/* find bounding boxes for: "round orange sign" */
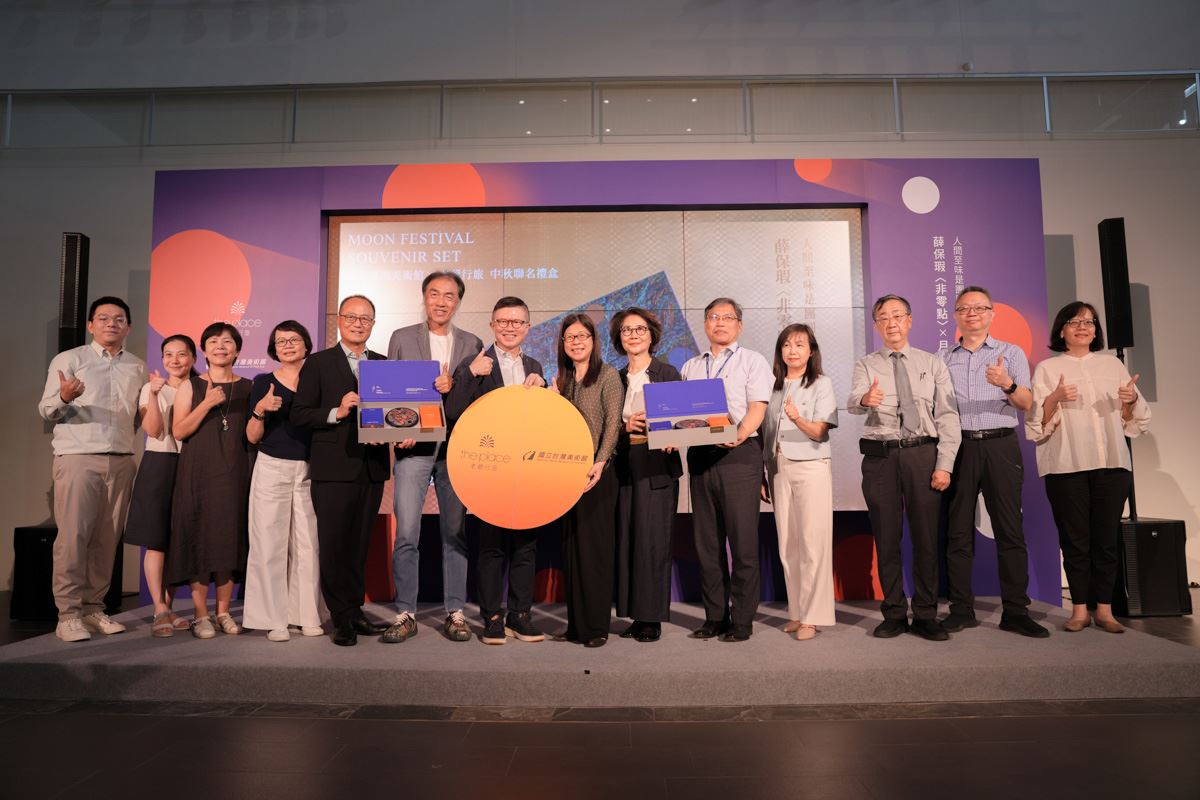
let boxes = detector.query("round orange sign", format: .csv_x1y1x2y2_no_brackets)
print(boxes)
447,385,594,529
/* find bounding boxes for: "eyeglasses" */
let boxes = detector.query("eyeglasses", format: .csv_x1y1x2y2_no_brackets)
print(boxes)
93,314,128,326
339,313,375,326
1066,318,1096,328
562,332,592,344
274,337,304,347
874,312,910,324
954,305,993,315
491,318,528,329
620,325,649,337
706,314,739,323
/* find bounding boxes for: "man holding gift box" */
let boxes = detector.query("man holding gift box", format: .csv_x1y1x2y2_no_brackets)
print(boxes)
679,297,774,642
385,271,483,644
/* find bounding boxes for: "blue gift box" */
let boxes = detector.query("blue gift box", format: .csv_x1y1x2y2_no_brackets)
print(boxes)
642,378,735,449
357,360,446,443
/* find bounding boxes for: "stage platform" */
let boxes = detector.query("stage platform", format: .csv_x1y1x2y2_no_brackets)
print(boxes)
2,600,1198,708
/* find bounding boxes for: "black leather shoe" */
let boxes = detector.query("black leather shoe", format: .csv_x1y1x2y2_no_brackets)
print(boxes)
634,623,661,643
873,618,908,638
619,621,645,639
939,612,979,632
910,618,950,641
351,616,389,635
584,636,608,648
1000,613,1050,638
721,626,751,642
692,620,728,639
332,620,357,647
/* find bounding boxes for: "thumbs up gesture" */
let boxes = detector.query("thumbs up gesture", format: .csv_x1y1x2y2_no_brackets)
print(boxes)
1053,373,1078,403
434,362,453,394
784,394,801,423
256,382,282,415
148,370,166,396
985,354,1012,389
58,369,86,403
1118,373,1140,405
861,376,884,408
469,352,494,378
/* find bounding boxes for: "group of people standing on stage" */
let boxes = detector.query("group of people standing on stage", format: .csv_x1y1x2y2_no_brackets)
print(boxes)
38,276,1150,648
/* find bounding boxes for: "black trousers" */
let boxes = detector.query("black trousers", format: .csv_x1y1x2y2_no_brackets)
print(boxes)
564,465,618,641
861,440,941,621
616,447,679,623
945,434,1031,616
1044,468,1132,606
477,522,538,619
688,438,762,631
311,474,384,626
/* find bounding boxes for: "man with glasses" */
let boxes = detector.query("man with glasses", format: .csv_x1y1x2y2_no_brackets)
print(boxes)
679,298,773,642
849,294,960,641
292,295,391,646
941,287,1048,638
39,297,145,642
445,296,547,645
384,271,483,645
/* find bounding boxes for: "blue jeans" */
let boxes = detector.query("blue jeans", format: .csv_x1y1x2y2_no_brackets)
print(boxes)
391,452,468,614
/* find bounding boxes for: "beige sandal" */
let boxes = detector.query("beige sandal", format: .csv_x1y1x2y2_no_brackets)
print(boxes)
215,613,242,635
168,612,190,631
794,624,818,641
151,612,175,638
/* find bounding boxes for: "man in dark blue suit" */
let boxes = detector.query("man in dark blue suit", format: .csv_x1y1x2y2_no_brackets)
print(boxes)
291,295,391,646
445,296,547,646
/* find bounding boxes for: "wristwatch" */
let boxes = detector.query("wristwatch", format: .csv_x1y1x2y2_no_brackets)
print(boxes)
1002,382,1018,395
250,410,265,421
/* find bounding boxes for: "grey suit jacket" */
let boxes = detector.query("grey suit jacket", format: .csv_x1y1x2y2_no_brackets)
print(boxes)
385,322,483,458
762,374,839,462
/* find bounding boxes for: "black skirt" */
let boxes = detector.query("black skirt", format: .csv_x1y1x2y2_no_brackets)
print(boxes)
123,451,180,551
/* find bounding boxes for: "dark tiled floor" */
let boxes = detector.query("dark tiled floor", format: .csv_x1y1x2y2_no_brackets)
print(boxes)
3,590,1198,799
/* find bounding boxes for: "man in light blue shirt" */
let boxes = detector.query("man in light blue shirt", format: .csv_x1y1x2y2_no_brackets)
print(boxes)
940,286,1048,639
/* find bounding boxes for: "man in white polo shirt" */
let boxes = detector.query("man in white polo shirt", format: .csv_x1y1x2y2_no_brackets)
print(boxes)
38,296,145,643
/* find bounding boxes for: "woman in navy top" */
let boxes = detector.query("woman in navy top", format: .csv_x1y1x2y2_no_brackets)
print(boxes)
242,320,323,642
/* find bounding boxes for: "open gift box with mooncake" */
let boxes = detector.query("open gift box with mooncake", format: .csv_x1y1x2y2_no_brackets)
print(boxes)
643,378,735,449
357,359,446,443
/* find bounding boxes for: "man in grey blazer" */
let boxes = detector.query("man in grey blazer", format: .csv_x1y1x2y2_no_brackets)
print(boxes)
384,271,483,644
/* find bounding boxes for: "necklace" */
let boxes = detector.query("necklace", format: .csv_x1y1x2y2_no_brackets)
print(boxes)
210,376,234,432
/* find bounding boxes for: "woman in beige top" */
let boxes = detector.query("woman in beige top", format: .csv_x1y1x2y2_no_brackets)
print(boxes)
555,313,623,647
1027,301,1150,634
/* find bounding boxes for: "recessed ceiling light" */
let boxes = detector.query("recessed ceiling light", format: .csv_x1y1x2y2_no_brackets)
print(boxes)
518,100,525,105
525,130,532,135
690,98,698,103
602,99,609,104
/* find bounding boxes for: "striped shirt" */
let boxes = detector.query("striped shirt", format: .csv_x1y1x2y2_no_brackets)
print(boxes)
941,336,1030,431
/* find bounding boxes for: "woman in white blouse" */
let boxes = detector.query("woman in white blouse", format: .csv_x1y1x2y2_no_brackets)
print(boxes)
760,324,839,640
123,334,196,637
1026,302,1150,633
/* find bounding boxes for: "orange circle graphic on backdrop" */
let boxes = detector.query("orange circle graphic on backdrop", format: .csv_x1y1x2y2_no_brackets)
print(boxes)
793,158,834,184
954,302,1034,361
149,229,251,338
382,163,487,208
448,385,593,530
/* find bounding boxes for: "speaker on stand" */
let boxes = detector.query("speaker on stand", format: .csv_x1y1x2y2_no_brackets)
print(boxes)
59,232,90,353
1098,218,1191,616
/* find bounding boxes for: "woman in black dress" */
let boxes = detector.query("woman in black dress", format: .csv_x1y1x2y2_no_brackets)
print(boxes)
611,308,683,643
168,322,252,639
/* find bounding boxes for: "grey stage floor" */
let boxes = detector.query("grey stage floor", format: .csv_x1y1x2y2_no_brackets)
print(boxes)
2,600,1198,707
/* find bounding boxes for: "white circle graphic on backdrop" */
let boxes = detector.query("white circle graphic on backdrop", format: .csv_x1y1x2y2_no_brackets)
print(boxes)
901,176,940,214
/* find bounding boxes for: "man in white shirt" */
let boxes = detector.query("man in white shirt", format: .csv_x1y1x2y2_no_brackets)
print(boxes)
679,298,774,642
384,272,483,644
38,296,145,643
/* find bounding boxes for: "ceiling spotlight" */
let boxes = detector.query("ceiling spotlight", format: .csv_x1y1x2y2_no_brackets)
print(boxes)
690,98,698,103
602,99,609,104
604,128,611,133
525,130,532,135
518,99,525,105
686,128,692,132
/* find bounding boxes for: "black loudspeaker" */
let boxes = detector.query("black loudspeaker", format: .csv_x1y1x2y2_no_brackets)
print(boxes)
1097,218,1134,349
9,526,123,621
58,232,90,353
1113,518,1192,617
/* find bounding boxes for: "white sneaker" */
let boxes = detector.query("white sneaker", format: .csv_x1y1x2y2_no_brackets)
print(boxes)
80,612,126,635
299,626,324,637
267,628,290,642
56,618,91,642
